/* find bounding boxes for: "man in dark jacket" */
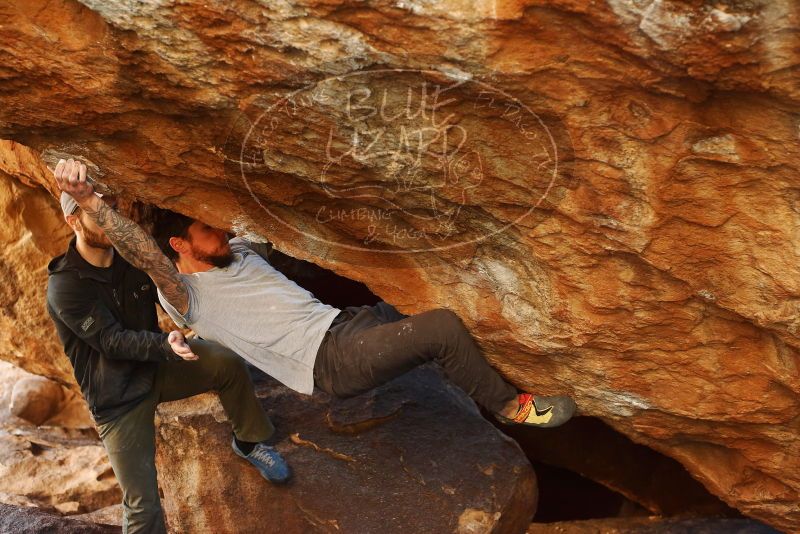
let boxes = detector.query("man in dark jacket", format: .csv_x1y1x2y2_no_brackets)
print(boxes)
46,191,291,534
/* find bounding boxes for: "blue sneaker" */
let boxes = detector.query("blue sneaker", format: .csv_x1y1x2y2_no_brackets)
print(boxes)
231,438,292,484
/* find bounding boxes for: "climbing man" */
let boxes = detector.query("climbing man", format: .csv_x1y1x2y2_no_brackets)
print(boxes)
45,179,291,534
52,158,577,434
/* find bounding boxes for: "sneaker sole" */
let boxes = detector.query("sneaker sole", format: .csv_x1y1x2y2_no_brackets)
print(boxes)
495,396,577,428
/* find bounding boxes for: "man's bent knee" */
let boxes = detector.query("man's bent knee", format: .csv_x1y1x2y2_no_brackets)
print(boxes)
186,338,251,385
214,350,251,382
428,308,465,330
187,338,240,361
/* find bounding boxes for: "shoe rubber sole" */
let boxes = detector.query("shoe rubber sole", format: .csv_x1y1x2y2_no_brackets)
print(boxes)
495,394,577,428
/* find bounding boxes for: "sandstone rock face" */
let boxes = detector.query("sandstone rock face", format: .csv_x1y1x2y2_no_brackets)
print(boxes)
0,146,72,385
0,0,798,531
155,367,537,533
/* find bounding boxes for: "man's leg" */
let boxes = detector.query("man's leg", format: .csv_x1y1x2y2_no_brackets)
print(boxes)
315,303,518,414
96,393,165,534
157,339,291,482
158,338,274,443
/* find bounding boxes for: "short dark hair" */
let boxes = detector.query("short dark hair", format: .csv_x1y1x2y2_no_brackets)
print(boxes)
151,209,194,263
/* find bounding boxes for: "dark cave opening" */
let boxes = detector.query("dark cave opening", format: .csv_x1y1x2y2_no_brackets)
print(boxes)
489,416,740,524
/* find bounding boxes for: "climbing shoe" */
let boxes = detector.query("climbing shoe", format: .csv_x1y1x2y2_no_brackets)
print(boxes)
495,393,576,428
232,438,292,484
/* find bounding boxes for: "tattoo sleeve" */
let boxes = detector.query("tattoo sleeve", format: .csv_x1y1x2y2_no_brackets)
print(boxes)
83,200,190,315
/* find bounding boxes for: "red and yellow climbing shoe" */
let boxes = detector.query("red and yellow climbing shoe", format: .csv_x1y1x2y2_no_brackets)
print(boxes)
495,393,577,428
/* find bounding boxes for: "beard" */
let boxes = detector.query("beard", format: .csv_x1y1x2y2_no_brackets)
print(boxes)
191,244,234,268
82,226,113,250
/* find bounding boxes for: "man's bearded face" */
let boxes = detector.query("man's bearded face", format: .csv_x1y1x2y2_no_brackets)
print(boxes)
191,243,233,268
79,213,113,249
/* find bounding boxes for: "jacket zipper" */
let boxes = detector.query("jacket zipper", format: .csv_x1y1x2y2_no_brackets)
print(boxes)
112,288,121,308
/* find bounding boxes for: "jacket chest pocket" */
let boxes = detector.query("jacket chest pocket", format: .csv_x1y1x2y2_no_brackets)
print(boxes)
107,282,154,328
99,286,124,321
128,285,155,325
134,283,153,301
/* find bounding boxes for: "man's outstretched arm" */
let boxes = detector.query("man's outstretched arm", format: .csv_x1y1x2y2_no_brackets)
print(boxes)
53,158,190,316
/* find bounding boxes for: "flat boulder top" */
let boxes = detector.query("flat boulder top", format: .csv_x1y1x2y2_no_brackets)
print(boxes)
0,503,120,534
155,365,537,534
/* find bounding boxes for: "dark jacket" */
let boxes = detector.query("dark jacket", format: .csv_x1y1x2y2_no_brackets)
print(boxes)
46,237,179,424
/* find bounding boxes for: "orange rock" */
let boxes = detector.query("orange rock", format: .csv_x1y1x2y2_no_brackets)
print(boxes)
10,376,65,426
0,157,72,385
0,0,798,530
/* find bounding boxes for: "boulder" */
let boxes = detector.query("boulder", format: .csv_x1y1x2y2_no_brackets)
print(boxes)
9,374,94,429
154,366,537,533
10,376,65,426
43,388,95,430
0,1,798,530
0,360,40,425
1,360,93,430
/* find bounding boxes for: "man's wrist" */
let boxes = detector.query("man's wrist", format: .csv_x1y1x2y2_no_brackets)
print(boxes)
80,194,103,214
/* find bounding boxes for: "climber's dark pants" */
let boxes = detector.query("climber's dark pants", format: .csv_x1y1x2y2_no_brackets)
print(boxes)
96,339,274,534
314,301,518,414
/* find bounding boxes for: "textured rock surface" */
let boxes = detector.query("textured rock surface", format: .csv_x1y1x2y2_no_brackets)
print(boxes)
0,0,798,531
0,145,73,385
0,429,120,516
0,503,120,534
0,361,119,518
68,505,123,528
526,516,781,534
155,366,537,533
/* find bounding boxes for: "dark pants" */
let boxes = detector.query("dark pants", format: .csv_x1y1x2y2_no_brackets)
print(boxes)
96,339,274,534
313,301,517,413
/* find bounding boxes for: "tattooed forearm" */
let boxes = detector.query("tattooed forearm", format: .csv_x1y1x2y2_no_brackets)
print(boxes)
83,200,190,314
84,200,161,269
